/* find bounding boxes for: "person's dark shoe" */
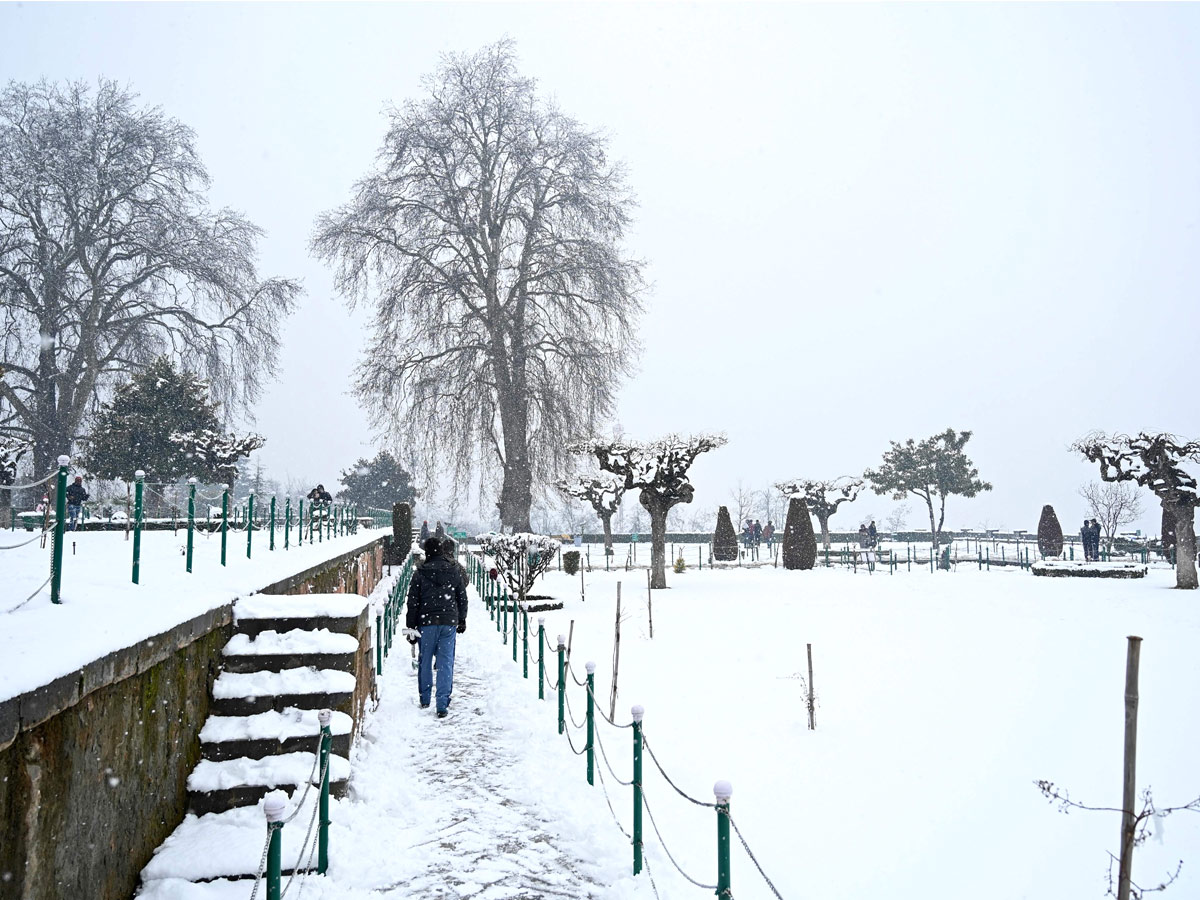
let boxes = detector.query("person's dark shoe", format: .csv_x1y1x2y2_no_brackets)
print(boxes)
436,709,448,719
420,702,430,709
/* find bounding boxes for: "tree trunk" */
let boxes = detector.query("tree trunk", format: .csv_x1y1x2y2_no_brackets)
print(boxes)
818,513,831,549
926,500,940,556
1169,501,1197,590
601,512,614,555
497,396,533,533
641,493,669,589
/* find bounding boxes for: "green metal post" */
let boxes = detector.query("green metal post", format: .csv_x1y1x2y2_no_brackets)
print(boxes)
502,589,507,636
538,618,546,699
187,479,196,573
632,705,644,875
285,498,291,549
221,489,229,566
376,615,383,674
318,709,332,874
50,456,70,604
986,548,990,570
977,549,982,571
264,796,285,900
247,494,254,559
512,596,519,663
269,496,276,551
132,470,145,584
715,781,732,897
586,662,595,785
523,609,529,679
298,498,304,547
557,636,566,734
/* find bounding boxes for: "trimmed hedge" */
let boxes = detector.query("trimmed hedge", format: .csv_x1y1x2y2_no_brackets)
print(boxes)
783,497,817,570
713,506,738,561
1037,504,1063,558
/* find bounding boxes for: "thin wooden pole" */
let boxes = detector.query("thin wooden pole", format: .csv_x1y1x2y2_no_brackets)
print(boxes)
609,582,622,721
1117,635,1143,900
646,567,654,639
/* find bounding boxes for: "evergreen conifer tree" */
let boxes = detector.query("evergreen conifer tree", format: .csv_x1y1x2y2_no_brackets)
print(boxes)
1037,504,1064,558
713,505,739,561
783,497,817,570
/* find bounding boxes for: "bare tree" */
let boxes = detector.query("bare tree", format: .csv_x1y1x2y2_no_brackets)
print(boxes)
1073,432,1200,589
557,472,625,556
729,480,757,533
170,430,265,491
776,477,864,548
1080,481,1146,554
570,433,726,588
0,79,300,478
312,42,644,533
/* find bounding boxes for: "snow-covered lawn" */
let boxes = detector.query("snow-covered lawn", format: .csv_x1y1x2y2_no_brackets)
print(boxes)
0,526,389,702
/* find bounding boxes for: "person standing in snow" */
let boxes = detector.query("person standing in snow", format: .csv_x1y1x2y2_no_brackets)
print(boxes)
420,520,430,542
858,524,869,548
434,520,446,539
65,476,89,531
867,520,878,549
1090,518,1103,560
1080,519,1094,561
752,519,762,546
307,484,332,509
406,537,468,717
763,520,776,549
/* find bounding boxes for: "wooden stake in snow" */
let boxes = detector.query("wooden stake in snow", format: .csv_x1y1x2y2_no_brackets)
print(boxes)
609,582,622,721
567,619,576,665
646,568,654,639
580,559,586,603
1117,635,1142,900
806,643,816,731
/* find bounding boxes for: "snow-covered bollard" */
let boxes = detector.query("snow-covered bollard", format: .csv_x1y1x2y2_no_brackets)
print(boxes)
585,661,596,786
263,792,287,900
632,705,645,875
714,780,733,896
318,709,332,874
556,635,567,735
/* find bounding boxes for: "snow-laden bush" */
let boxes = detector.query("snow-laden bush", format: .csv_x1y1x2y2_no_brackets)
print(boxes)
476,532,560,599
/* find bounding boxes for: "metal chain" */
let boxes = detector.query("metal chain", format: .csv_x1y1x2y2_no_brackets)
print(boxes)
641,787,718,890
562,683,588,731
642,848,662,900
584,681,634,728
5,575,51,613
727,810,784,899
642,735,717,807
563,720,589,756
280,735,324,824
247,823,276,900
592,743,632,840
567,661,588,687
282,747,331,898
592,718,633,786
0,468,60,490
0,527,53,551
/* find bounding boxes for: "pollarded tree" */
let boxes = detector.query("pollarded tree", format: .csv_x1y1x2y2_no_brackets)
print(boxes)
1072,432,1200,589
713,505,738,561
476,532,559,602
557,472,626,556
312,42,644,533
865,429,992,557
776,477,864,549
0,79,300,478
337,450,417,509
782,497,817,570
82,357,220,483
1037,505,1064,558
570,433,726,588
170,430,265,491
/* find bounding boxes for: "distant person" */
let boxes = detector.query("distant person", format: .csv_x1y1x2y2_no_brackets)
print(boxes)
1090,519,1103,560
307,484,332,509
743,521,754,549
763,520,776,549
435,521,446,539
66,476,88,531
858,524,869,548
420,520,430,542
1081,519,1094,561
752,519,762,546
867,520,878,549
405,537,468,718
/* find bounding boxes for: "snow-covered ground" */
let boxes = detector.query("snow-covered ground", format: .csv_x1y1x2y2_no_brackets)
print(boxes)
0,525,389,702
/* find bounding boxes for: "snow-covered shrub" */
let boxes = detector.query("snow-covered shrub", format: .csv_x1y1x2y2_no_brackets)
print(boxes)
673,553,686,574
713,506,738,561
476,532,559,599
1037,505,1064,558
563,550,581,576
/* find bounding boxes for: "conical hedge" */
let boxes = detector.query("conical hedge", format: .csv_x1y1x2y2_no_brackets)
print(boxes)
783,497,817,570
713,505,738,561
1037,504,1063,558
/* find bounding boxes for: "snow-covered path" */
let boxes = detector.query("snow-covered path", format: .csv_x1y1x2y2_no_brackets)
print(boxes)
322,582,656,899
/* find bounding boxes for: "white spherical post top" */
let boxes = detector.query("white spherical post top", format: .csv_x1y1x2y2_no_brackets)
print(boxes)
263,792,288,822
557,634,566,648
57,455,71,466
318,709,332,727
134,470,145,480
585,661,596,674
631,704,645,722
713,780,733,801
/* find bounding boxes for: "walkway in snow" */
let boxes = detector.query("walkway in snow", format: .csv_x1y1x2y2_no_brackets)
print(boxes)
321,581,656,899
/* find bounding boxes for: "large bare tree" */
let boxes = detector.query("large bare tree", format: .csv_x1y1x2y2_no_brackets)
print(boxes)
776,477,864,548
570,433,725,588
1073,432,1200,589
312,42,644,532
1078,480,1145,555
0,79,300,478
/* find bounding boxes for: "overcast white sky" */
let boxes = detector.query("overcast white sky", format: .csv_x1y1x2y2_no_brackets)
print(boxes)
5,2,1199,534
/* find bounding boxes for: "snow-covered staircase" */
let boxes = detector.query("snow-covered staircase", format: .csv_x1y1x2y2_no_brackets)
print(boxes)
138,593,374,895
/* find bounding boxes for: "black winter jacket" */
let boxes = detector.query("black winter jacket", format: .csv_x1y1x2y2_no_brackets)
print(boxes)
66,483,88,505
406,555,468,629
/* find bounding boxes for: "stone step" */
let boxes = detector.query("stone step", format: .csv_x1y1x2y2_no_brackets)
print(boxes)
233,593,368,641
139,875,326,898
139,797,346,886
221,628,360,675
211,666,356,716
200,708,352,762
187,751,351,816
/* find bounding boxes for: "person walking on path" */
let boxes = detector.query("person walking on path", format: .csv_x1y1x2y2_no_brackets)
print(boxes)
435,520,446,539
420,520,430,542
65,476,88,531
406,537,468,717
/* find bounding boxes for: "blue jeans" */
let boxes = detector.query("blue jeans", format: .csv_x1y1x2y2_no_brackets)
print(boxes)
68,504,82,531
418,625,457,712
